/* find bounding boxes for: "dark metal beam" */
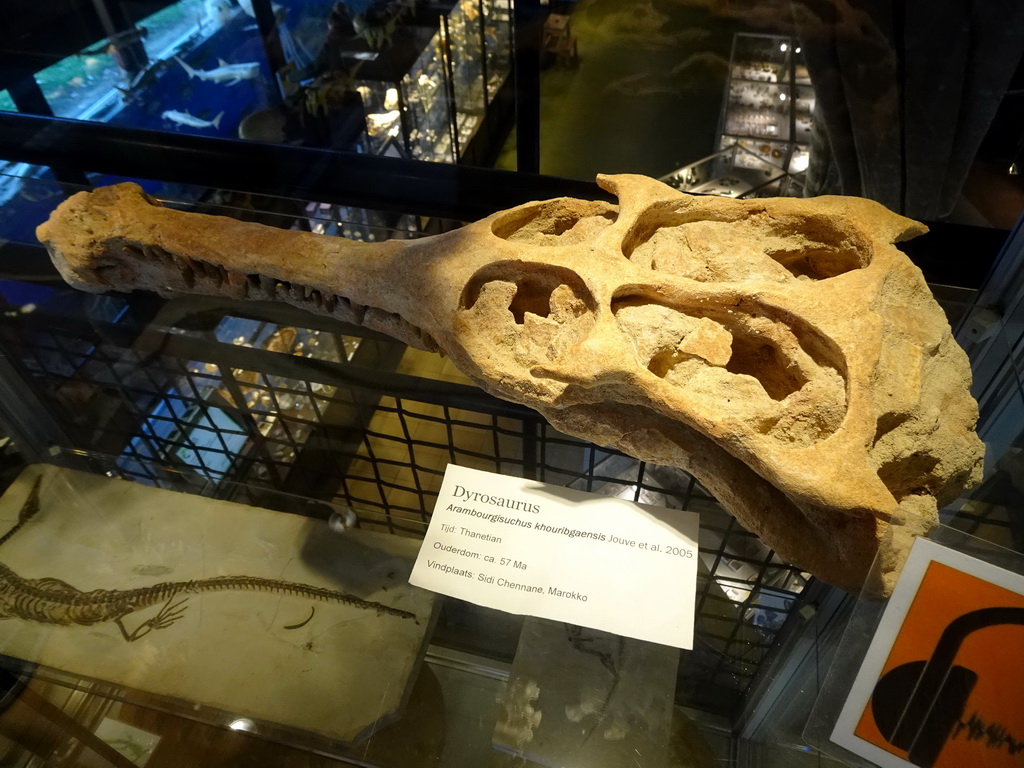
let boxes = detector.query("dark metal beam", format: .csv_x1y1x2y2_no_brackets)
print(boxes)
250,0,286,103
0,113,1005,289
512,0,544,173
0,113,609,221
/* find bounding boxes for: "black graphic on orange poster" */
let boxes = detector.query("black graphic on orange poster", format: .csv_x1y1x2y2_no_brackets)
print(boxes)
854,561,1024,767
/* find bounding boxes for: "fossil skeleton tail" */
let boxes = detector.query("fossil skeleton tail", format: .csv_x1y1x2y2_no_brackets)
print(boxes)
0,477,42,549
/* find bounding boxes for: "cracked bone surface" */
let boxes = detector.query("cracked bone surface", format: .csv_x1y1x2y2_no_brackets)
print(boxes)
37,176,984,595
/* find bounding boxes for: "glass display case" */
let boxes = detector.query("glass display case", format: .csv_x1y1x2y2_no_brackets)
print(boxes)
0,167,824,764
660,32,812,199
355,25,453,161
445,0,487,153
353,0,512,164
0,153,1014,766
403,29,458,162
482,0,512,102
2,0,1024,765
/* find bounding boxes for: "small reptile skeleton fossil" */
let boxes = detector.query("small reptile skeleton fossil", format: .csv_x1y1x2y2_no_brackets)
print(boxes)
0,477,415,642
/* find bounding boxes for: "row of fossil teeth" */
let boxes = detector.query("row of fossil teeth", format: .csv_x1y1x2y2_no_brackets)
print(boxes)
114,240,438,351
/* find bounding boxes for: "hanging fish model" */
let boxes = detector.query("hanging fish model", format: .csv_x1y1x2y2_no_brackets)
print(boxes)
175,56,260,86
161,109,224,129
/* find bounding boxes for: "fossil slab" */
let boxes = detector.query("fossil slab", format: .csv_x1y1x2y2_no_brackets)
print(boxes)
0,464,433,742
37,176,985,595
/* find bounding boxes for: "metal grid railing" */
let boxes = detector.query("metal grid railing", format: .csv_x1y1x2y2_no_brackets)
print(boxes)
0,291,811,717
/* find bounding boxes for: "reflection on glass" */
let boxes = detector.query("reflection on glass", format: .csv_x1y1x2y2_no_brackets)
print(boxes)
449,0,485,114
483,0,512,100
19,0,271,135
347,0,511,159
139,0,210,60
32,44,120,120
660,32,812,200
8,0,513,164
402,32,456,163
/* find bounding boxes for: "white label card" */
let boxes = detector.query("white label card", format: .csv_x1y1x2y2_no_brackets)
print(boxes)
409,465,701,648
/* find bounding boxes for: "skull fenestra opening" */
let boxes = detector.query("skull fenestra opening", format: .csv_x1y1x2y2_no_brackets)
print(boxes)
37,174,985,597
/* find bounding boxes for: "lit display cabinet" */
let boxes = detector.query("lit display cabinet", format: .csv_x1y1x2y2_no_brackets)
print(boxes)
719,33,813,179
403,29,458,162
660,32,813,199
0,0,513,166
0,0,309,140
354,0,513,163
446,0,487,152
482,0,512,100
354,25,455,162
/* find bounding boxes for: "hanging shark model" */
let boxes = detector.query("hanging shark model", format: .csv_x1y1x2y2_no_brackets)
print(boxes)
175,56,260,86
161,109,224,129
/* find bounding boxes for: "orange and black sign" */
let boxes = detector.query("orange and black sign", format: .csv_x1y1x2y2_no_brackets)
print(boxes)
849,557,1024,768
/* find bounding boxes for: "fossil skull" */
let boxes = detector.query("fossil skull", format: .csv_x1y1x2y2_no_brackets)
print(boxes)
37,175,984,595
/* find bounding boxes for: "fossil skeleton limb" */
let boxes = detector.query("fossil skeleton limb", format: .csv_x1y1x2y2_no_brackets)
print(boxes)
36,177,985,595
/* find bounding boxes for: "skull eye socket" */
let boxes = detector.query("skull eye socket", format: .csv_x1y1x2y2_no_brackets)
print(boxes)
491,199,618,245
458,262,596,369
621,205,871,282
460,262,596,318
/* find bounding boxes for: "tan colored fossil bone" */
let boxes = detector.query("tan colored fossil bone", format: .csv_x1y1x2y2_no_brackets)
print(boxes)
36,176,985,595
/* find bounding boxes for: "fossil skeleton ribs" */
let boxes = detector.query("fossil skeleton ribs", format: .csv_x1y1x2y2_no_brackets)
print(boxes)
36,176,985,596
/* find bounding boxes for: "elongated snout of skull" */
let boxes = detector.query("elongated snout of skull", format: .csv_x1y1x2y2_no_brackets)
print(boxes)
36,176,985,596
